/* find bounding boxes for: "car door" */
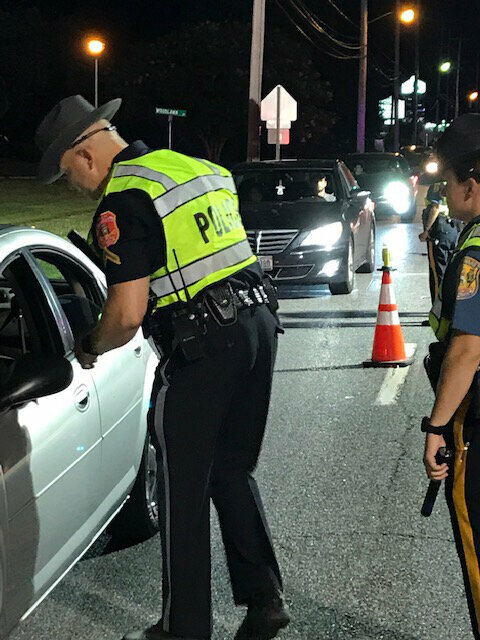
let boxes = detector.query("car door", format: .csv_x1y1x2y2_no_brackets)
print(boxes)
339,163,370,265
0,252,102,629
27,247,146,514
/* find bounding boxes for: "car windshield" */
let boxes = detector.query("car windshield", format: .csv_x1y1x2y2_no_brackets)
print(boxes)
234,169,338,204
348,156,408,176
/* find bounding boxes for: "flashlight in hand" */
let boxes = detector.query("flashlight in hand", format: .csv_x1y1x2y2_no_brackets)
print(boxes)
421,447,454,518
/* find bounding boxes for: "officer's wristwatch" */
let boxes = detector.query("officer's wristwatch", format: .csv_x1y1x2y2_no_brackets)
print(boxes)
421,416,448,436
81,333,99,357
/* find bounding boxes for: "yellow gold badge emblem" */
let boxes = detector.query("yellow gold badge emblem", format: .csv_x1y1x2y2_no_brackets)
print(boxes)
457,256,480,300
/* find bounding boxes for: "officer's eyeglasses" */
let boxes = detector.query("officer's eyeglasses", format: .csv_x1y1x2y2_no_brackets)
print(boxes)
69,125,117,149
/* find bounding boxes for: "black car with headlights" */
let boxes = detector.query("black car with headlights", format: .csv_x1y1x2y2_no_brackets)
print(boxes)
344,152,417,222
232,159,375,295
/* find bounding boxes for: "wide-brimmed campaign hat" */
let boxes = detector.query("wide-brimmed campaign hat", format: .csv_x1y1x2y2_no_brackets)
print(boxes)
436,113,480,169
35,94,122,184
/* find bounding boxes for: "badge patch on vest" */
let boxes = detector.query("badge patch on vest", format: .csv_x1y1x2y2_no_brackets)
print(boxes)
457,256,480,300
96,211,120,249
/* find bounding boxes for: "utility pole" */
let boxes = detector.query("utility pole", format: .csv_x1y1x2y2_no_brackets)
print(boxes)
393,0,400,151
455,37,462,119
412,7,420,144
476,52,480,113
356,0,368,152
434,24,444,126
247,0,266,161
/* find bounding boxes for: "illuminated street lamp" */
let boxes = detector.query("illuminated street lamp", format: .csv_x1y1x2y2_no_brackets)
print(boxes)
393,4,418,150
399,7,416,24
439,61,452,73
468,91,479,109
85,37,106,108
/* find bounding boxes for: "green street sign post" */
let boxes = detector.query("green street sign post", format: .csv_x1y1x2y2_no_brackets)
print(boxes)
155,107,187,149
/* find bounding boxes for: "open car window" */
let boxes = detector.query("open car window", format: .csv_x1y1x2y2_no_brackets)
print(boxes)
0,255,63,386
28,249,105,345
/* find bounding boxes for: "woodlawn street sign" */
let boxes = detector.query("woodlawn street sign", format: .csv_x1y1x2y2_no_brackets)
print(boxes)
155,107,187,149
155,108,187,117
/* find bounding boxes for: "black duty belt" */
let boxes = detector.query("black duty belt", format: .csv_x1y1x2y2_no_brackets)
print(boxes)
233,284,270,309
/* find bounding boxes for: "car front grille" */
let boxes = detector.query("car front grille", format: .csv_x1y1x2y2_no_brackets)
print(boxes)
246,230,298,255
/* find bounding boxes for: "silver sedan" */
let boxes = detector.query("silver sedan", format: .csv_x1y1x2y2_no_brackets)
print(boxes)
0,225,160,638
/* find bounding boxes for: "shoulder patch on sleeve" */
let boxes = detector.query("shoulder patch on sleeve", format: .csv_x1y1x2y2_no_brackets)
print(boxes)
96,211,120,248
457,255,480,300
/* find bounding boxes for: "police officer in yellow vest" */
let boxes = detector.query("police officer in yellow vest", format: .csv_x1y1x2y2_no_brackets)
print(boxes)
422,114,480,640
35,96,289,640
419,180,461,303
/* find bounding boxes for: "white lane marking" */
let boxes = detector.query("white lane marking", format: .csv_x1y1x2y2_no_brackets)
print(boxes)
374,343,416,406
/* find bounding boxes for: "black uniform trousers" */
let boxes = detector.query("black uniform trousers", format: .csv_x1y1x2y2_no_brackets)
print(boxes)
150,304,283,639
445,394,480,640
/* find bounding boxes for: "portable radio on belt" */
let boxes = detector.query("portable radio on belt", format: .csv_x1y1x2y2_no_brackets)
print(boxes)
167,249,208,362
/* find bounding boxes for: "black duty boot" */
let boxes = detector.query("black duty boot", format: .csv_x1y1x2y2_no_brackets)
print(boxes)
122,623,201,640
234,597,291,640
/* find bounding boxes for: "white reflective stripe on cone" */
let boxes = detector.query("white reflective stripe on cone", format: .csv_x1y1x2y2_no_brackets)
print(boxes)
379,283,397,306
376,310,401,326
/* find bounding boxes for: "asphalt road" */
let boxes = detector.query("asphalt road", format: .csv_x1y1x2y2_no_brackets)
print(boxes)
11,194,474,640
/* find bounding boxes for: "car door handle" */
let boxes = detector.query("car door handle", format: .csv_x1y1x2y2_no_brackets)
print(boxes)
74,385,90,412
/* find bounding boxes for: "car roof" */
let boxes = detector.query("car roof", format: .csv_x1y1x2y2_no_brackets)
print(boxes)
232,158,340,171
344,152,405,159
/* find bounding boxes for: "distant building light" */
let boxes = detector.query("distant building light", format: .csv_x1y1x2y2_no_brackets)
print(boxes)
401,75,427,95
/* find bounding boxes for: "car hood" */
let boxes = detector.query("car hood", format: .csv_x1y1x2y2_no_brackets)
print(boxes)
239,200,344,230
355,173,407,194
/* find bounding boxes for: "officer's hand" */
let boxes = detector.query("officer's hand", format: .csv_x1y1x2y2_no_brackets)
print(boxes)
74,339,98,370
418,231,429,242
423,433,449,481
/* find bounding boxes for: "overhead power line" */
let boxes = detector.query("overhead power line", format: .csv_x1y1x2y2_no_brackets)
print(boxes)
324,0,359,29
276,0,360,59
289,0,361,49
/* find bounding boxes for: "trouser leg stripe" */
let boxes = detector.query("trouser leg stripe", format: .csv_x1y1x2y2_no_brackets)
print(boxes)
427,239,439,299
453,395,480,631
154,358,172,632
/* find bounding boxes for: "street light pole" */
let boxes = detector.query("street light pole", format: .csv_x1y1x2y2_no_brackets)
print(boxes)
393,2,400,151
86,38,105,110
455,37,462,119
412,9,420,144
247,0,266,162
356,0,368,152
94,58,99,109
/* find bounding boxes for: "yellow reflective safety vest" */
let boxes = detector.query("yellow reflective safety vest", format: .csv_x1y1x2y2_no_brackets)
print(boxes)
429,221,480,340
103,150,256,309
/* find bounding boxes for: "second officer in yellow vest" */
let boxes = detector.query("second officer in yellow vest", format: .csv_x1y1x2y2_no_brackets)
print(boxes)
422,114,480,640
35,95,289,640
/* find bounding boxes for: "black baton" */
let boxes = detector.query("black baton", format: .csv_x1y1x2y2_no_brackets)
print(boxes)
421,447,454,517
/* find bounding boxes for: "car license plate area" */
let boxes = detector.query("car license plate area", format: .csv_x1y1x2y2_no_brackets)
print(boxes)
258,255,273,271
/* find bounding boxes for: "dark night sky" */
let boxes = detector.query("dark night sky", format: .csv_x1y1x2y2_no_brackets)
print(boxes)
7,1,480,154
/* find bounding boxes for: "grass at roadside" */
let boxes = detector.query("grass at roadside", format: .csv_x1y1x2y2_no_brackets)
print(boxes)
0,178,93,238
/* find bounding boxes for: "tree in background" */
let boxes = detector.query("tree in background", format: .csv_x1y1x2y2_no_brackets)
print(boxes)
113,21,335,163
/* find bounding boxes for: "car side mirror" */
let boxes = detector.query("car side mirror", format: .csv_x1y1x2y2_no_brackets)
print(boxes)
0,353,73,412
349,189,371,202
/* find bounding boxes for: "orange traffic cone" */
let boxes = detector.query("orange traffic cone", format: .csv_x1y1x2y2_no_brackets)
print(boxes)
363,247,413,368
